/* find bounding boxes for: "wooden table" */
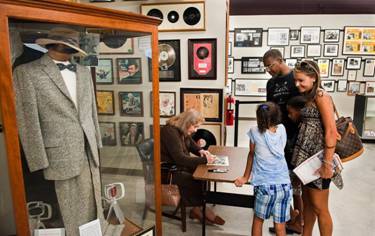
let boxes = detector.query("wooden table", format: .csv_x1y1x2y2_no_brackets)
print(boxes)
193,146,255,236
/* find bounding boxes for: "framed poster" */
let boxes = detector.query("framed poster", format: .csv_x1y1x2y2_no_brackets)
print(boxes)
117,58,142,84
96,58,113,84
363,58,375,77
290,45,305,58
307,44,321,57
99,38,133,54
228,41,232,56
346,57,362,70
228,57,234,74
365,82,375,95
188,38,217,80
324,29,340,42
119,122,144,146
337,80,348,92
331,58,345,76
321,80,335,92
285,58,298,68
343,26,375,55
158,39,181,82
234,79,267,97
180,88,223,122
323,44,339,57
241,57,265,74
290,30,299,40
300,27,321,44
270,47,285,58
267,28,289,46
96,90,114,115
347,70,357,81
159,91,176,117
234,28,263,47
99,122,116,146
119,91,143,116
317,59,330,78
347,82,360,96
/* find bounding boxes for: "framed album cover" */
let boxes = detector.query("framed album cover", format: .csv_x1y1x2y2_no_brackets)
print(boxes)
290,45,305,58
324,29,340,42
96,90,115,115
343,26,375,55
331,58,345,76
99,122,117,146
241,57,265,74
363,58,375,77
228,57,234,74
347,82,361,96
180,88,223,122
337,80,348,92
365,82,375,96
285,58,298,68
346,57,362,70
267,28,289,46
159,39,181,82
157,91,176,117
317,59,330,78
321,80,335,92
188,38,217,80
300,26,321,44
119,91,143,116
119,122,144,146
234,79,267,97
117,58,142,84
289,30,299,41
347,70,357,81
99,38,134,54
307,44,321,57
96,58,113,84
234,28,263,47
323,44,339,57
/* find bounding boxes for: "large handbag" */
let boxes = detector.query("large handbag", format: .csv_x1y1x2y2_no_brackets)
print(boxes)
161,173,181,207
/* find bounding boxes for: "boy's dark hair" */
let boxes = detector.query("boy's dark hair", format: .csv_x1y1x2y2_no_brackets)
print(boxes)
256,102,282,133
262,49,283,63
287,96,307,110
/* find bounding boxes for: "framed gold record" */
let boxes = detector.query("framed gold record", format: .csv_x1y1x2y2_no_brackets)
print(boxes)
158,40,181,82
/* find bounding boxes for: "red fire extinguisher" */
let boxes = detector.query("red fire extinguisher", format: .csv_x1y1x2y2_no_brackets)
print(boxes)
225,95,235,126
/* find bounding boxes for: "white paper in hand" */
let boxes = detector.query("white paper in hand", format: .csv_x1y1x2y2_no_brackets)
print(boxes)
79,219,102,236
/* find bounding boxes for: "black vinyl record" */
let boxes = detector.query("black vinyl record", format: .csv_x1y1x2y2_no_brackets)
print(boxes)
147,8,163,20
183,7,201,26
197,46,209,59
167,10,179,23
192,129,217,150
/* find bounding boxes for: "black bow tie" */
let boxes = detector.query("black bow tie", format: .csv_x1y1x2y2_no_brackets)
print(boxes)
56,63,77,72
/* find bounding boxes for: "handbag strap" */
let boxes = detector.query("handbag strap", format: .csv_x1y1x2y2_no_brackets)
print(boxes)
330,96,340,119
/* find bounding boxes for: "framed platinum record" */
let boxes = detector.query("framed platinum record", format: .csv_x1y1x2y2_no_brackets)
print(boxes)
158,40,181,82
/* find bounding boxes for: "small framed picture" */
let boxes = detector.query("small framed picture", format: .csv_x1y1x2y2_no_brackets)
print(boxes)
323,44,339,57
241,57,265,73
348,82,361,96
117,58,142,84
119,91,143,116
234,79,267,97
96,59,113,84
324,29,340,42
119,122,144,146
360,82,366,94
99,122,117,146
159,39,181,82
365,82,375,96
270,47,285,58
188,38,217,80
285,58,298,68
300,26,321,44
343,26,375,55
234,28,263,47
159,91,176,117
331,58,345,76
363,58,375,77
290,45,305,58
347,70,357,81
289,30,299,40
96,90,115,115
317,59,330,78
346,57,362,70
307,44,321,57
228,42,232,56
337,80,348,92
228,57,234,74
267,28,290,46
321,80,335,92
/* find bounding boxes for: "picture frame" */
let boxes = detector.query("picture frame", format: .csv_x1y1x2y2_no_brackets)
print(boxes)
117,58,142,84
317,59,330,78
99,122,117,146
321,80,335,92
159,91,176,117
234,28,263,47
119,122,144,146
234,79,267,97
119,91,144,116
343,26,375,55
324,29,340,42
228,57,234,74
307,44,321,57
135,225,155,236
289,30,299,40
99,38,134,54
225,78,233,95
323,44,339,57
228,41,232,56
331,58,345,76
96,90,115,115
270,47,285,58
347,70,357,81
337,80,348,92
158,39,181,82
290,45,305,58
241,57,265,74
198,123,223,146
180,88,223,122
267,28,290,46
347,82,360,96
363,58,375,77
346,57,362,70
300,26,321,44
365,82,375,96
360,82,366,94
96,58,113,84
285,58,298,68
188,38,217,80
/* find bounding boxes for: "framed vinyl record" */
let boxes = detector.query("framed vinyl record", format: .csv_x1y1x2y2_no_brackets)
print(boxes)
188,38,217,80
158,39,181,82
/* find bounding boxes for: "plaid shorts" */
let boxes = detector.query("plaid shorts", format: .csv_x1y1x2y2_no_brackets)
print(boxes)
254,184,292,223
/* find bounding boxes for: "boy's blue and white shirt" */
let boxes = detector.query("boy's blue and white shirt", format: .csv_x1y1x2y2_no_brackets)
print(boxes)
247,124,291,186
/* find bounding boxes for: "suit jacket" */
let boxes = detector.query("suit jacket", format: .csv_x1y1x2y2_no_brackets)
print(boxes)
13,54,102,180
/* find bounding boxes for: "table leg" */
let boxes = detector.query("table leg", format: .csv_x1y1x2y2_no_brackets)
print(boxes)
202,180,207,236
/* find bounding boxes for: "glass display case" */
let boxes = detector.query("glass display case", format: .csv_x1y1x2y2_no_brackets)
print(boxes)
0,0,162,235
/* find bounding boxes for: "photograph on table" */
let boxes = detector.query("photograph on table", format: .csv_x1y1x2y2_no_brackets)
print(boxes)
289,29,299,40
188,38,217,80
99,36,133,54
119,122,144,146
96,90,115,115
99,122,117,146
331,58,345,76
234,28,263,47
285,58,298,68
347,70,357,81
346,57,362,70
337,80,348,92
365,82,375,95
180,88,223,122
96,58,113,84
241,57,265,73
300,26,321,44
117,58,142,84
151,91,176,117
158,39,181,82
267,28,289,46
234,79,267,97
363,58,375,77
317,59,330,78
321,80,335,92
307,44,321,57
228,57,234,74
290,45,305,58
343,26,375,55
324,29,340,42
347,82,361,96
323,44,339,57
270,47,285,58
119,91,143,116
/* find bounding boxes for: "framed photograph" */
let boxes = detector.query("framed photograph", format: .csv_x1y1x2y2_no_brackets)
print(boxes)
360,82,366,94
307,44,321,57
180,88,223,122
290,30,299,40
331,58,345,76
159,39,181,82
347,70,357,81
228,41,232,56
270,47,285,58
99,122,116,146
343,26,375,55
99,38,133,54
96,58,113,84
285,58,298,68
317,59,330,78
119,91,143,116
225,78,233,95
234,28,263,47
346,57,362,70
347,82,360,96
290,45,305,58
234,79,267,97
267,28,289,46
321,80,335,92
337,80,348,92
198,123,223,146
300,27,321,44
365,82,375,95
323,44,339,57
228,57,234,74
119,122,144,146
135,226,155,236
117,58,142,84
363,58,375,77
241,57,265,73
159,91,176,117
324,29,340,42
96,90,114,115
188,38,217,80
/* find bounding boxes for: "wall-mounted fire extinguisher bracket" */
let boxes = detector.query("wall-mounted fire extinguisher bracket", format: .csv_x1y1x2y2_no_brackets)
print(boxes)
225,95,235,126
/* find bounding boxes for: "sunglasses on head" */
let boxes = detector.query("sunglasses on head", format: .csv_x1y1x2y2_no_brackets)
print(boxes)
295,61,319,75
